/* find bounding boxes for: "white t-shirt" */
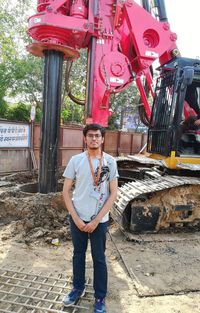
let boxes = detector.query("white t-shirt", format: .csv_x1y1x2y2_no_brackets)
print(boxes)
63,151,118,223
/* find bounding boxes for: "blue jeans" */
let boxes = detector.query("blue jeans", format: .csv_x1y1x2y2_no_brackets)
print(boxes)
70,217,108,299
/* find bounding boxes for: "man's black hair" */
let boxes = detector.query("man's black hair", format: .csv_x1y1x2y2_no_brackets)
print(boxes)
83,124,105,137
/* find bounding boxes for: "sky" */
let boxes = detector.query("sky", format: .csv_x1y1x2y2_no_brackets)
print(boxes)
165,0,199,59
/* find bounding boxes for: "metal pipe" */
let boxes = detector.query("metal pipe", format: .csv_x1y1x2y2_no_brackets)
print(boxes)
39,50,64,193
154,0,168,22
86,37,96,118
141,0,151,13
85,0,98,118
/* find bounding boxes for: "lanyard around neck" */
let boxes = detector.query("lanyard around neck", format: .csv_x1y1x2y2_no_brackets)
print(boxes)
87,152,103,186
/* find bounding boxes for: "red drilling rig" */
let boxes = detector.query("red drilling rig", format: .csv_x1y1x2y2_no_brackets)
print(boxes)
27,0,200,233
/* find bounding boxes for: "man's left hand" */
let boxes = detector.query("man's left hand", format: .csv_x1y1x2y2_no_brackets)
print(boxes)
83,219,99,233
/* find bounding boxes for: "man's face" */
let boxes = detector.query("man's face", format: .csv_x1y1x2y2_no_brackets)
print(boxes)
84,130,104,149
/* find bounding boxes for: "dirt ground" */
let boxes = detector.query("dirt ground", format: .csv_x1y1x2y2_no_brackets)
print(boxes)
1,172,200,313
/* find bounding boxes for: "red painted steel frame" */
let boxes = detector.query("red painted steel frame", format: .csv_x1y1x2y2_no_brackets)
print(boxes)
27,0,178,126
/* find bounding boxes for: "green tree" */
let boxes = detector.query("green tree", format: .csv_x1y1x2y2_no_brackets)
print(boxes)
0,0,42,118
6,103,30,122
35,106,42,123
0,101,9,119
108,83,143,130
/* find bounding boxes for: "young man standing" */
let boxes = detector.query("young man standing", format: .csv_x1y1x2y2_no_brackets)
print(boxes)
62,124,118,313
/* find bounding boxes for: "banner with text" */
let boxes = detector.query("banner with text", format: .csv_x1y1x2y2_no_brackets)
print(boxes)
0,122,30,148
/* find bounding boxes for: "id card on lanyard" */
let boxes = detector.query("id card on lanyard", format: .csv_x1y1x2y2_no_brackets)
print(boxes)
87,152,103,200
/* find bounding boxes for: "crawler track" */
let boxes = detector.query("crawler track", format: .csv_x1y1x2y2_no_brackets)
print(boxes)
112,156,200,232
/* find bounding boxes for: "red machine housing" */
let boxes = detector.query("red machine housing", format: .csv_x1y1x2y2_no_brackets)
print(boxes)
27,0,179,126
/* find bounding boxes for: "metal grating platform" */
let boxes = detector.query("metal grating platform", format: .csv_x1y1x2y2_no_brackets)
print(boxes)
0,267,93,313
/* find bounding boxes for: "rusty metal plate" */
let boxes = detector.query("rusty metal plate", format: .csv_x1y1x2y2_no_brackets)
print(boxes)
110,227,200,297
0,267,93,313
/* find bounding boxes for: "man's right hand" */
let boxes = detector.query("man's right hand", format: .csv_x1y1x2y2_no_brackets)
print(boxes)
63,179,86,231
73,216,86,231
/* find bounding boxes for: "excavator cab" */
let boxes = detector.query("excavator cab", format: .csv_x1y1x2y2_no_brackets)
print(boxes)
147,57,200,169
